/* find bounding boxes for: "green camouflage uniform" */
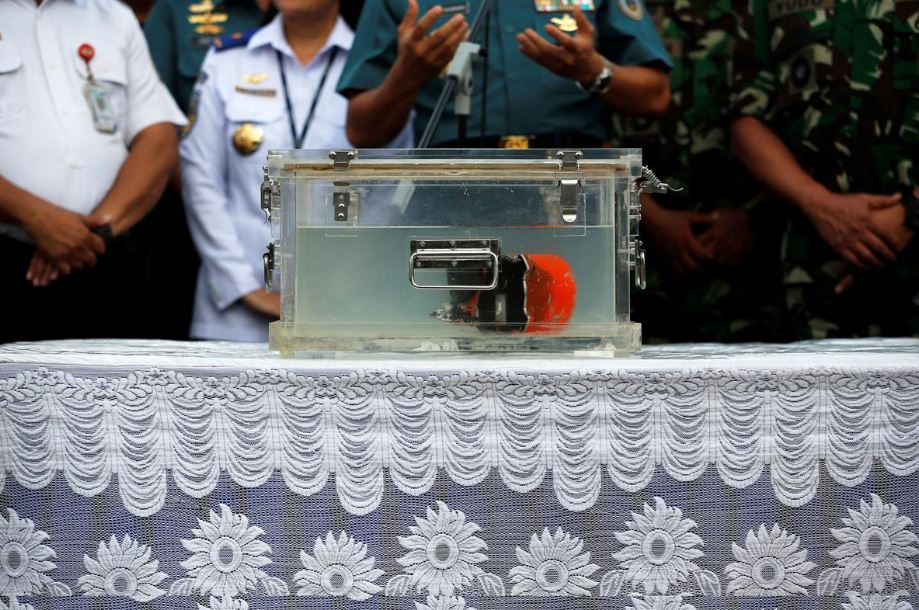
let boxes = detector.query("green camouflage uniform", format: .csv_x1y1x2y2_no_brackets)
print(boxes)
731,0,919,339
621,0,787,343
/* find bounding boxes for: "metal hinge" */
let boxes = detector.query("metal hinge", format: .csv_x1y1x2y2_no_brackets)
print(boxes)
329,150,355,170
260,166,279,221
555,150,583,224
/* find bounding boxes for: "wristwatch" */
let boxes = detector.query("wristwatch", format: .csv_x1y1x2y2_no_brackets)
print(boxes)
91,223,115,247
576,59,613,96
903,187,919,232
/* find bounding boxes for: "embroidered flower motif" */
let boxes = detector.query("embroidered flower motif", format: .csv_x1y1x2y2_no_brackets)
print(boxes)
414,595,476,610
294,532,383,600
509,527,599,596
626,595,697,610
613,497,704,594
830,494,919,593
198,596,249,610
725,524,816,596
843,591,914,610
0,598,36,610
397,501,488,596
180,504,273,597
78,534,167,601
0,509,58,597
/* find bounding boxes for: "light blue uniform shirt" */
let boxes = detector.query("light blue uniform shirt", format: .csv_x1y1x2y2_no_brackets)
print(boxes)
180,15,414,342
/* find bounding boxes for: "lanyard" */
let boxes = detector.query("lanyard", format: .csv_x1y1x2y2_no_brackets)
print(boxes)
276,47,339,149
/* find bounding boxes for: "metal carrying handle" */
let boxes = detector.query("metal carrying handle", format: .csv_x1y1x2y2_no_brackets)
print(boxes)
409,240,500,290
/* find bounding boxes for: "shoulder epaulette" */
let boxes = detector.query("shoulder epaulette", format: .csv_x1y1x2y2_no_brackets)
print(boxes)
213,28,256,51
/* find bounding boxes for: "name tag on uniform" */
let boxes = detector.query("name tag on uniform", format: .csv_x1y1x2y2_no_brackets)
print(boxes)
533,0,596,12
191,35,216,48
768,0,834,21
84,81,116,133
234,85,277,97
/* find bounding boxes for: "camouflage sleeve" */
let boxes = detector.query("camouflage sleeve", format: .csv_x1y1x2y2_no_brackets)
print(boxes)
729,0,775,120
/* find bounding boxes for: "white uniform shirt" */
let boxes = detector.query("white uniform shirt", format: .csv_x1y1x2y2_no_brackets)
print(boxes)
0,0,186,241
180,15,413,342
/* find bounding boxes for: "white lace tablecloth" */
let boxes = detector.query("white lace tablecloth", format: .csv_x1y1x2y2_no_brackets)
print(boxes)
0,339,918,610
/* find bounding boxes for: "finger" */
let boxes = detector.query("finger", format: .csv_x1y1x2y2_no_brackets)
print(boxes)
853,242,883,268
840,248,867,271
524,29,568,60
423,13,465,49
544,24,578,51
573,6,595,36
517,33,543,61
402,0,420,28
426,17,467,53
863,231,898,262
33,257,49,287
57,261,72,276
434,21,469,58
88,233,106,255
835,273,856,295
865,192,902,210
416,4,446,35
39,262,56,287
26,254,40,283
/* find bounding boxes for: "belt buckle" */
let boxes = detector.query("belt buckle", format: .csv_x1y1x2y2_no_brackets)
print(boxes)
499,135,531,149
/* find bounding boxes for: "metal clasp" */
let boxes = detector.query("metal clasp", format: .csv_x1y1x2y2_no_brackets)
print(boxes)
260,166,279,221
556,150,583,224
263,242,276,290
638,165,682,194
329,150,355,170
409,239,500,290
633,239,647,290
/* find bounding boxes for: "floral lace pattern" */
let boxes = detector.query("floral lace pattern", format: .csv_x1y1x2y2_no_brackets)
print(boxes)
0,495,918,608
1,367,918,517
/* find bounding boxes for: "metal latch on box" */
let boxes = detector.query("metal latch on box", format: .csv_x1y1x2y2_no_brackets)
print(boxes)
409,239,500,290
556,150,582,224
260,166,279,222
263,242,276,291
329,150,356,222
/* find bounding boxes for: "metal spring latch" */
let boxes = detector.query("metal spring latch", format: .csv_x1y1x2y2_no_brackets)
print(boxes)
638,166,683,194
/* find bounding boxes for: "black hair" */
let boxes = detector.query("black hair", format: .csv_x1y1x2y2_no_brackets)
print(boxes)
261,1,364,30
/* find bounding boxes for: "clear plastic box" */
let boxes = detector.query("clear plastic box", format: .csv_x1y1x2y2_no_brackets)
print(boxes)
262,148,645,356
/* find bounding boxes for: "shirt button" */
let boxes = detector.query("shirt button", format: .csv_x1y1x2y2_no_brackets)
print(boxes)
66,157,80,168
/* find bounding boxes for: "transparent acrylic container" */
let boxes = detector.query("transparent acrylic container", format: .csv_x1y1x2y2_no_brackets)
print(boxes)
263,149,644,356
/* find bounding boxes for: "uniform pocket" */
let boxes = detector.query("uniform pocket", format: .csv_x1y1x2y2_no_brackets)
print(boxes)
72,44,129,128
0,38,26,121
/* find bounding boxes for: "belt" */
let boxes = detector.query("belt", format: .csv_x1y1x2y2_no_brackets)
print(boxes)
436,133,607,149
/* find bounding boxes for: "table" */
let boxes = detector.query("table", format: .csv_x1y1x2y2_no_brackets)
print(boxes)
1,339,918,610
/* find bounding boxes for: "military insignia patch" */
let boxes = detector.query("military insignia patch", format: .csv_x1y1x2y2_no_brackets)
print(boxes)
182,70,209,139
550,14,579,31
618,0,644,20
242,73,269,85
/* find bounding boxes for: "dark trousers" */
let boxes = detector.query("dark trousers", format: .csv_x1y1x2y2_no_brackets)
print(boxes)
0,233,141,343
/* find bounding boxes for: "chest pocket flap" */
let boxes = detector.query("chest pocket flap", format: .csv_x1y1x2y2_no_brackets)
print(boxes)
72,44,128,85
225,90,284,124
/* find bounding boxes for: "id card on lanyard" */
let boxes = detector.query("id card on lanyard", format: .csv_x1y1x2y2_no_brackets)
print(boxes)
78,43,117,134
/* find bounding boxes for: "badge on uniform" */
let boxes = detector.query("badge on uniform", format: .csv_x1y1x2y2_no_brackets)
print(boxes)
77,44,116,134
618,0,645,20
233,123,263,155
554,14,583,31
533,0,596,12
